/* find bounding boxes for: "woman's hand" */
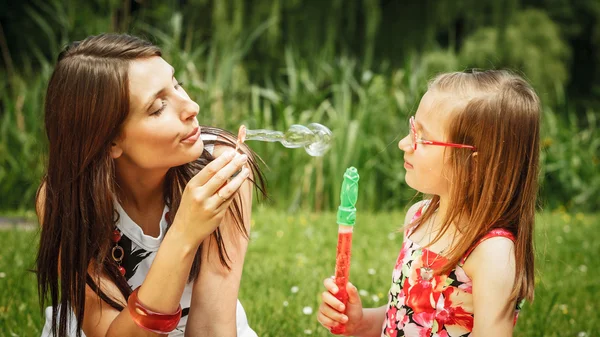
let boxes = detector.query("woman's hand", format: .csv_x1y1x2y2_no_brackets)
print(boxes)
317,277,364,336
171,150,250,247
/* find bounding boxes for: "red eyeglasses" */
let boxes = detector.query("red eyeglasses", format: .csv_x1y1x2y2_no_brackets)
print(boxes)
409,116,477,151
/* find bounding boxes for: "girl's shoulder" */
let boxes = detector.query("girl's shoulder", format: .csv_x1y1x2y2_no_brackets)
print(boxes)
404,200,429,225
402,200,429,237
461,228,516,265
461,229,516,282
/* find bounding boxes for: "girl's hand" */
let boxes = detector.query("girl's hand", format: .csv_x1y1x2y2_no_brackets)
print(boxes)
171,150,250,247
317,277,364,336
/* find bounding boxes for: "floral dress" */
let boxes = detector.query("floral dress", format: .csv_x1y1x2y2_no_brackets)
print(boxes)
381,206,523,337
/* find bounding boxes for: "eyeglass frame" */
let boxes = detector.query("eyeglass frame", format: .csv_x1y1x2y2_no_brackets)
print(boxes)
409,116,477,151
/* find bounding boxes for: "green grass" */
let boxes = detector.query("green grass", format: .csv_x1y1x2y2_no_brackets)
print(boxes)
0,208,598,336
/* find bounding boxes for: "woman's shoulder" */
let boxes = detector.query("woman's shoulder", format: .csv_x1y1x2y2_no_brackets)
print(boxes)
36,181,47,226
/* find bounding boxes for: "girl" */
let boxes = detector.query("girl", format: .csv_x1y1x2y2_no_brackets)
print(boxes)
317,69,539,336
36,33,266,337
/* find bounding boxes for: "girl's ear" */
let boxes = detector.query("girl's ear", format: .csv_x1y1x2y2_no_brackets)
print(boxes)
472,152,478,159
110,141,123,159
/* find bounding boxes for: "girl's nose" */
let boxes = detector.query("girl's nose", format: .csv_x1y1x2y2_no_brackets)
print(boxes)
398,134,414,153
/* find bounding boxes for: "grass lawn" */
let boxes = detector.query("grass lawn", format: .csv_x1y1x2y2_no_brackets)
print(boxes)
0,206,598,336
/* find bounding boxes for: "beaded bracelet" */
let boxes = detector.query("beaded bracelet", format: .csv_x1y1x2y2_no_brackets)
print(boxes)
128,287,182,334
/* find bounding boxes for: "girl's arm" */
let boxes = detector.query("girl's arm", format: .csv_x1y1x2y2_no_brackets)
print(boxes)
353,306,388,337
185,144,254,336
464,236,517,337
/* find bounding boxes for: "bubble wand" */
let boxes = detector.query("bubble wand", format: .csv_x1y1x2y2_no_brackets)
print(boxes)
331,167,359,334
235,123,332,156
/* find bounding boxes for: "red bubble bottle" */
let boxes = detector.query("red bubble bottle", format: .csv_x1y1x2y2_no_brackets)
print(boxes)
331,167,359,335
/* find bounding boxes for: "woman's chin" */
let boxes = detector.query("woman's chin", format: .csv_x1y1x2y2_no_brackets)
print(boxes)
183,140,205,160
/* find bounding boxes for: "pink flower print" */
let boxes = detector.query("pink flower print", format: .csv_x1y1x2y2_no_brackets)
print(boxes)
397,307,409,329
386,305,398,332
434,330,449,337
454,265,472,293
385,326,398,337
396,243,410,268
403,311,435,337
406,277,436,315
392,265,402,281
434,288,474,331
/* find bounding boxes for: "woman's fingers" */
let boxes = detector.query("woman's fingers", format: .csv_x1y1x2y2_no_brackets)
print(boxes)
203,153,248,196
213,166,251,206
188,150,237,187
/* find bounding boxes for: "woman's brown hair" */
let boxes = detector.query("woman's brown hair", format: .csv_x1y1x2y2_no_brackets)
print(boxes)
36,33,266,337
411,69,539,303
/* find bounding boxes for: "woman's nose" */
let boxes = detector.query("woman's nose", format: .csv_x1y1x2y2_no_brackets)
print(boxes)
181,99,199,121
398,134,413,152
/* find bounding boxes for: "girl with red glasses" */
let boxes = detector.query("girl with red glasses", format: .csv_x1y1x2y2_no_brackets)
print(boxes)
318,69,540,337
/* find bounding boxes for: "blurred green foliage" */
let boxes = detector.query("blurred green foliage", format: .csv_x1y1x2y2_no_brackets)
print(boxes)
0,0,598,212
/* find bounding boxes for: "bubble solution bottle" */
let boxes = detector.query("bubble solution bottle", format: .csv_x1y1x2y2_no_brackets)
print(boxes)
331,167,359,335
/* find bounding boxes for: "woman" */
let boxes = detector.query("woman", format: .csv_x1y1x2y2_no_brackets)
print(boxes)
37,33,266,337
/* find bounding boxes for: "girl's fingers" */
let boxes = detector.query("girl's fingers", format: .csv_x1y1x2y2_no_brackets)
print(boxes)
322,291,345,312
317,311,339,329
346,282,361,304
188,150,236,187
318,302,348,324
323,277,339,294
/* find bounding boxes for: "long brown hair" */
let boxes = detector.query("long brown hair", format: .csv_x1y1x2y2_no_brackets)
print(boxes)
411,69,539,303
36,33,266,337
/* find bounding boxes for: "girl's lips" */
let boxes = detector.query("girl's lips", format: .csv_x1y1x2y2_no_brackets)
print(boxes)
181,127,200,143
404,161,413,169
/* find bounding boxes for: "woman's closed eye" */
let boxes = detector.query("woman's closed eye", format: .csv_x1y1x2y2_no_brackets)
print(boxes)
150,81,185,116
151,101,166,116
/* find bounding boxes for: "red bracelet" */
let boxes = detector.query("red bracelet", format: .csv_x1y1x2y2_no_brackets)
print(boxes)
127,287,182,334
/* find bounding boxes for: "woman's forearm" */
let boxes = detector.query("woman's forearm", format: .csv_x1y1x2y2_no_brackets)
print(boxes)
137,227,198,312
106,228,198,336
184,229,247,336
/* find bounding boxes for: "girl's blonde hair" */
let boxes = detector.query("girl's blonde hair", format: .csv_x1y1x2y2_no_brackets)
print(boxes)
413,69,540,302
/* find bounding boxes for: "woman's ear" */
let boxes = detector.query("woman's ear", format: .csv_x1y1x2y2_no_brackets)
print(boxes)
110,142,123,159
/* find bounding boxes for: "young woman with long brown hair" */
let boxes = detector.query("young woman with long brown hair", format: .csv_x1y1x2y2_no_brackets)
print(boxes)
318,69,540,337
36,33,266,337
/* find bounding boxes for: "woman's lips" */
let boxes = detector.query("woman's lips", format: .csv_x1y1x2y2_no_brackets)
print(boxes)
181,126,200,143
404,160,413,169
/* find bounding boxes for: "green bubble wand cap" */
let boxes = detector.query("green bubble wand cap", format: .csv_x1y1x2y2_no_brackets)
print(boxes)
337,167,359,226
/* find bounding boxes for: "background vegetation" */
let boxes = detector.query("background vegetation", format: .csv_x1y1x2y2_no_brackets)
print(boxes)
1,210,598,336
1,0,598,213
0,1,598,335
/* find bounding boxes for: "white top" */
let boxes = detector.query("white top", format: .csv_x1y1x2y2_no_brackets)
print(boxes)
40,132,257,337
